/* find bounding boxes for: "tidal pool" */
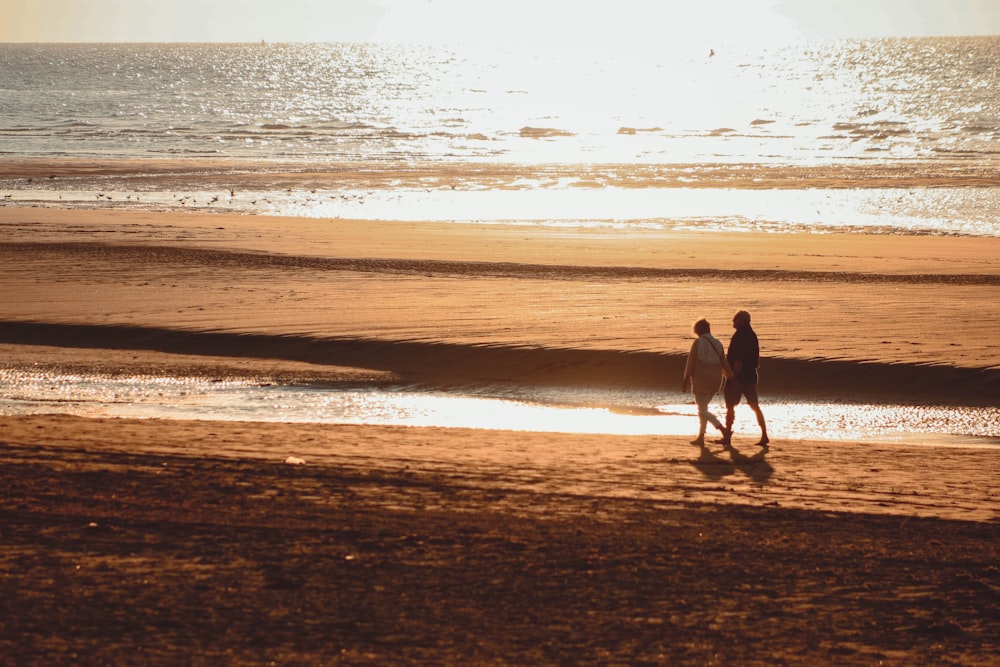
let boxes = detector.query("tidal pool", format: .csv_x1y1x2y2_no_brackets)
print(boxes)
1,369,997,448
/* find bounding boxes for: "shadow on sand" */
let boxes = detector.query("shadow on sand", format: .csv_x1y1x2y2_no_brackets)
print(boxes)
692,442,773,485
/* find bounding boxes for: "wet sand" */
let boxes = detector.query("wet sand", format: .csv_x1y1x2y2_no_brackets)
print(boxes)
1,204,999,664
3,156,1000,189
2,206,999,396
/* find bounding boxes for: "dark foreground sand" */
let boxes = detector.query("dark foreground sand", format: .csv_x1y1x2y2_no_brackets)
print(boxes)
1,204,999,664
2,415,999,666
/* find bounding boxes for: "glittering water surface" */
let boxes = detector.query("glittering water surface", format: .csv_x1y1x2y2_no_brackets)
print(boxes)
2,369,997,448
3,39,999,164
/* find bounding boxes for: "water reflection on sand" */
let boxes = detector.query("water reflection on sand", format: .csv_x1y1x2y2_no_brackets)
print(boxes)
2,369,997,448
8,184,999,237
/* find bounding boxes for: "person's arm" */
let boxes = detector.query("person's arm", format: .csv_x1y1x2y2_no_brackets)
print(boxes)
718,344,735,377
682,340,697,390
728,332,745,377
749,335,760,370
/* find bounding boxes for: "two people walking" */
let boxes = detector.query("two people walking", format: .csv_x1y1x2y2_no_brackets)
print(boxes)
682,310,769,449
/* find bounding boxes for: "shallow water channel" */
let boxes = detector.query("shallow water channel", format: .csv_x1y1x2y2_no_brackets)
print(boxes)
2,369,998,449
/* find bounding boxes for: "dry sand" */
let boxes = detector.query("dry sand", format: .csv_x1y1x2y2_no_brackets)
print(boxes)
1,205,999,665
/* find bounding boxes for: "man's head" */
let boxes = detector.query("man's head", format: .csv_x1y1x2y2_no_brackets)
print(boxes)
732,310,751,328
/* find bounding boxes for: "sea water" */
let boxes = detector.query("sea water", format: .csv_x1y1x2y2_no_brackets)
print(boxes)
2,39,999,165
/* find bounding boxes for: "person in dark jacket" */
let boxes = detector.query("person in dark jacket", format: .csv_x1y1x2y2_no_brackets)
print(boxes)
722,310,769,448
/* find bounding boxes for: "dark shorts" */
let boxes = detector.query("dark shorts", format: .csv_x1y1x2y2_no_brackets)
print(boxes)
724,378,760,407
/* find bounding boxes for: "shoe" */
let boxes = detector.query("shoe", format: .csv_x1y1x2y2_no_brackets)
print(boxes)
690,437,705,446
755,436,770,448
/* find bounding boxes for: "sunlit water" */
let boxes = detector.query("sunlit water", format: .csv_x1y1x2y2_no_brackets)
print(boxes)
2,369,997,448
2,39,998,164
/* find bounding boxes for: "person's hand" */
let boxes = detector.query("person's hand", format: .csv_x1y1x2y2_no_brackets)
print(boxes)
681,377,691,393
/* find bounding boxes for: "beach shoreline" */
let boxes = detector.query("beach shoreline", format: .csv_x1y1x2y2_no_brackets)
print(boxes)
4,31,1000,663
4,156,1000,188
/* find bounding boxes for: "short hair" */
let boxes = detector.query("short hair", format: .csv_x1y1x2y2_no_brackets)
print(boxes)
693,318,711,335
734,310,751,324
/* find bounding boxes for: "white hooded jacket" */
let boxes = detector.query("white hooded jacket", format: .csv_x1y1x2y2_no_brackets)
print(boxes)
684,333,731,395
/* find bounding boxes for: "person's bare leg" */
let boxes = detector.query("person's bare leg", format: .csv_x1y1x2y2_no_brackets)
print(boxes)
693,393,719,446
719,381,737,445
744,384,769,447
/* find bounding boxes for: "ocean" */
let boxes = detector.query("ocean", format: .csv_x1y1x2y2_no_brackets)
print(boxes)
1,38,999,236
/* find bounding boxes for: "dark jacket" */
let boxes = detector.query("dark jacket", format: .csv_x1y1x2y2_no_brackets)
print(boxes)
727,325,760,384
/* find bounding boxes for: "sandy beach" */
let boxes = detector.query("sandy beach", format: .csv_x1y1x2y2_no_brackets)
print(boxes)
2,203,999,664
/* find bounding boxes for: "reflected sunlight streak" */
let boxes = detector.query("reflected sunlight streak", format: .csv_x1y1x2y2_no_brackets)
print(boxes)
2,370,998,447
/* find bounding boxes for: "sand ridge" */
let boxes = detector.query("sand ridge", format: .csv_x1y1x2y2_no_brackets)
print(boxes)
2,207,1000,375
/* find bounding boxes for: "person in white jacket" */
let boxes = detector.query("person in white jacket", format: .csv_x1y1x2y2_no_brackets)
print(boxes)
681,318,733,447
